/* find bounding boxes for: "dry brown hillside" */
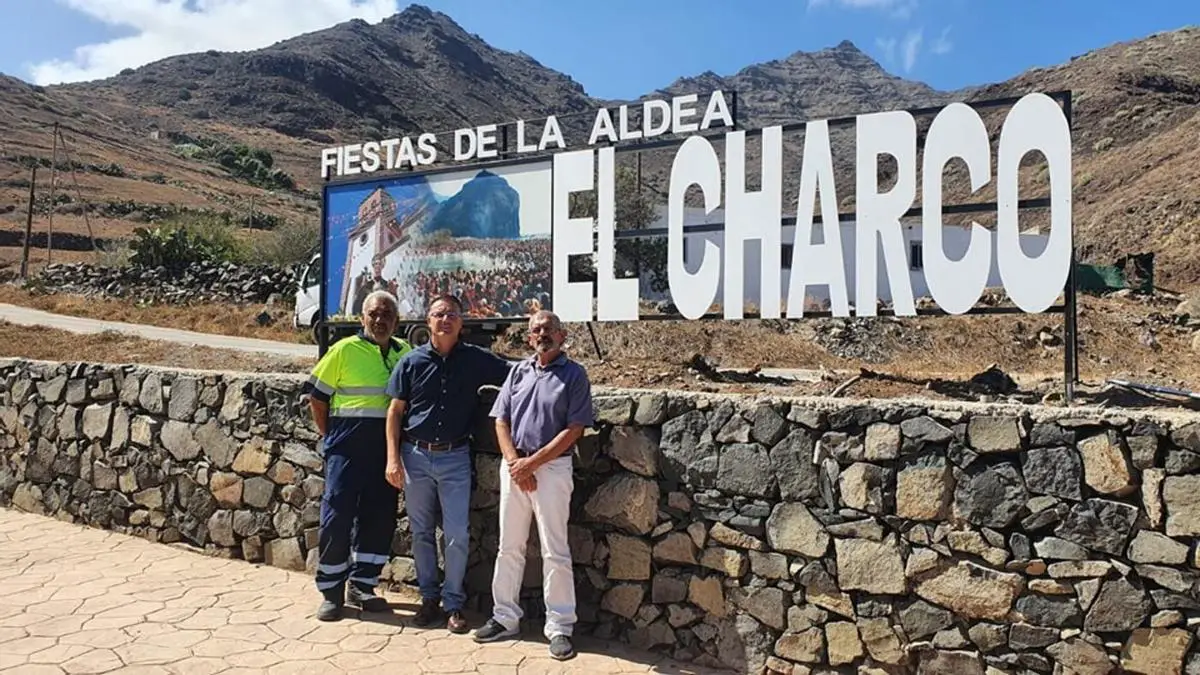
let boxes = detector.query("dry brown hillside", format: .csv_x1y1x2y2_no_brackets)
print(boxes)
0,74,322,274
969,26,1200,289
0,10,1195,287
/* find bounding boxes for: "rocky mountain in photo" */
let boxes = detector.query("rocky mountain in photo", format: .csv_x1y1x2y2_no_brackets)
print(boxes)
426,170,521,239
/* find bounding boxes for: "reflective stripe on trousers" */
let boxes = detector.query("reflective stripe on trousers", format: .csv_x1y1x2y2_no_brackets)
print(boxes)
315,448,398,594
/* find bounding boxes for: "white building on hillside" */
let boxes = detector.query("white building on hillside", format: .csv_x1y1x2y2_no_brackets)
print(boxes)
636,205,1051,312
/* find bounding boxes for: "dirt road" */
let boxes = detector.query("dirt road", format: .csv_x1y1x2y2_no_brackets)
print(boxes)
0,303,317,360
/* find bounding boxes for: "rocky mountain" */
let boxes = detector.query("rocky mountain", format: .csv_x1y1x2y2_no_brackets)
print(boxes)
58,4,595,143
967,27,1200,286
426,170,521,239
652,39,955,125
622,40,962,207
0,6,1197,288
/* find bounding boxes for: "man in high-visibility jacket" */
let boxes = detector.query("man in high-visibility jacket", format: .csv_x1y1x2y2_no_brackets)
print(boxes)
306,289,412,622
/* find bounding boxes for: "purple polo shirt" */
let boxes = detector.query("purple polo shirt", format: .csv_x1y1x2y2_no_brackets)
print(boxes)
489,352,594,454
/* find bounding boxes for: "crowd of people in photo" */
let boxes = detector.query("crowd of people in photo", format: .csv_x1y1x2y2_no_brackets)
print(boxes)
399,238,553,319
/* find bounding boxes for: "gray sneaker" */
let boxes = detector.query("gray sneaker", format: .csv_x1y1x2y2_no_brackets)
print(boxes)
549,634,574,660
473,618,518,643
347,585,389,613
316,598,342,622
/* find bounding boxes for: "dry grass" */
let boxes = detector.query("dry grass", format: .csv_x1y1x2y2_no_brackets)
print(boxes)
0,287,1193,408
558,296,1180,373
0,248,96,271
524,292,1200,403
0,212,145,240
0,285,307,343
0,320,309,373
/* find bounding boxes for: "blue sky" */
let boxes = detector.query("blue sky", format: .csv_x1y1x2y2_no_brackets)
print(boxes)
0,0,1194,98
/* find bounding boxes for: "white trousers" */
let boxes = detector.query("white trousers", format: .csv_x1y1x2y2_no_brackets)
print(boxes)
490,455,576,638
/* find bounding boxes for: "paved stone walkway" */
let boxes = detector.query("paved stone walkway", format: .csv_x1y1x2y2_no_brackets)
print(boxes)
0,508,725,674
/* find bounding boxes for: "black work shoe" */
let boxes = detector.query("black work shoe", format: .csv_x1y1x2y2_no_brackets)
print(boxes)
347,585,389,612
316,598,343,622
549,634,575,660
473,618,518,643
411,598,442,627
446,610,469,634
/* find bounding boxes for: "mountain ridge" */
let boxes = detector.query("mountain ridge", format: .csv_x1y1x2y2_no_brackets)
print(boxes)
0,8,1197,287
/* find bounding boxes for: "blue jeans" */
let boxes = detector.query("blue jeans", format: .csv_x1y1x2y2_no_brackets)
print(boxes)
402,440,472,612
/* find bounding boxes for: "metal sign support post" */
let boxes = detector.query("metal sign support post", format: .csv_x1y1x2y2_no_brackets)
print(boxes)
1062,90,1079,406
317,174,331,356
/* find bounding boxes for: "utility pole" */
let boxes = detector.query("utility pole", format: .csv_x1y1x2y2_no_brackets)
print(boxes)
248,196,255,229
55,125,98,251
46,121,59,265
20,165,37,278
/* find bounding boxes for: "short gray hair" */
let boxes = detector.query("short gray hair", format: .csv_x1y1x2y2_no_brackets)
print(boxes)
363,290,399,314
529,309,563,331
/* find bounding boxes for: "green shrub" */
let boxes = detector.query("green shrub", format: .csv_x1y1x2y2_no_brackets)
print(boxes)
173,143,206,159
247,219,319,265
178,141,295,190
94,240,132,267
94,163,126,177
128,213,246,271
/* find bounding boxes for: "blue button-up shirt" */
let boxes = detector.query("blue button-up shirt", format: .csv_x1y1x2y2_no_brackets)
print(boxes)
386,341,512,444
490,352,594,454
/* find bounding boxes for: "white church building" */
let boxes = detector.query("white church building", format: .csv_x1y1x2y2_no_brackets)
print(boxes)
636,205,1051,312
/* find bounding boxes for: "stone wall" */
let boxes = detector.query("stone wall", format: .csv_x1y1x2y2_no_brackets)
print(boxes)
3,357,1200,674
29,261,298,305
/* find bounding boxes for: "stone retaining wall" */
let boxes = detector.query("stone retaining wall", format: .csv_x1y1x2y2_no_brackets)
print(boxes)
3,357,1200,674
30,261,298,305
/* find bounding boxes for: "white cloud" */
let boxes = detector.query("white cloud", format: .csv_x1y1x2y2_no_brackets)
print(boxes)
875,36,897,65
901,28,923,72
875,27,923,73
28,0,400,85
808,0,919,19
932,25,953,55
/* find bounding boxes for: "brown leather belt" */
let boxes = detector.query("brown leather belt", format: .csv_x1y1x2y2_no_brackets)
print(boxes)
408,437,468,452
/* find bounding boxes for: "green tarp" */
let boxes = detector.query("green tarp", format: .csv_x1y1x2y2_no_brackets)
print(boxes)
1076,253,1154,294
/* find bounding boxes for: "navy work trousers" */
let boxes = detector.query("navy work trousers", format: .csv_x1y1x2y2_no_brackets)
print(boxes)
315,446,398,596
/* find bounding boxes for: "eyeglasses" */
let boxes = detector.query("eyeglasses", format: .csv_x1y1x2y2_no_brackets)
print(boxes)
430,311,461,320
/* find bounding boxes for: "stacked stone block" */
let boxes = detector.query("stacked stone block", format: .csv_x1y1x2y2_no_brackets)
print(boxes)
3,359,1200,674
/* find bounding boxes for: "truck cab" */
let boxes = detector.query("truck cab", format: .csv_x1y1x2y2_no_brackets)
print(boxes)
293,251,321,334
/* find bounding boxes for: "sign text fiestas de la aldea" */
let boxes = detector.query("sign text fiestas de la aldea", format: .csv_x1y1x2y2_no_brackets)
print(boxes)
319,90,1072,322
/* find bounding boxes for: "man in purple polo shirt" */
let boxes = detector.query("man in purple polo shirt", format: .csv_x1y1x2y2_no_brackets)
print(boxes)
472,310,593,661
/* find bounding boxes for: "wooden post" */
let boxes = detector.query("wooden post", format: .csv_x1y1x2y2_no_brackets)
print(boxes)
47,121,59,264
20,165,37,278
55,125,98,251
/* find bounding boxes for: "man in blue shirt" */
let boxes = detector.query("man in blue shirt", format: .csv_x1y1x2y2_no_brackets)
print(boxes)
384,294,511,633
472,310,593,661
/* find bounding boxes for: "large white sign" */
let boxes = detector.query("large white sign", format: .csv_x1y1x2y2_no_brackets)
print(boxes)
320,91,1072,323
